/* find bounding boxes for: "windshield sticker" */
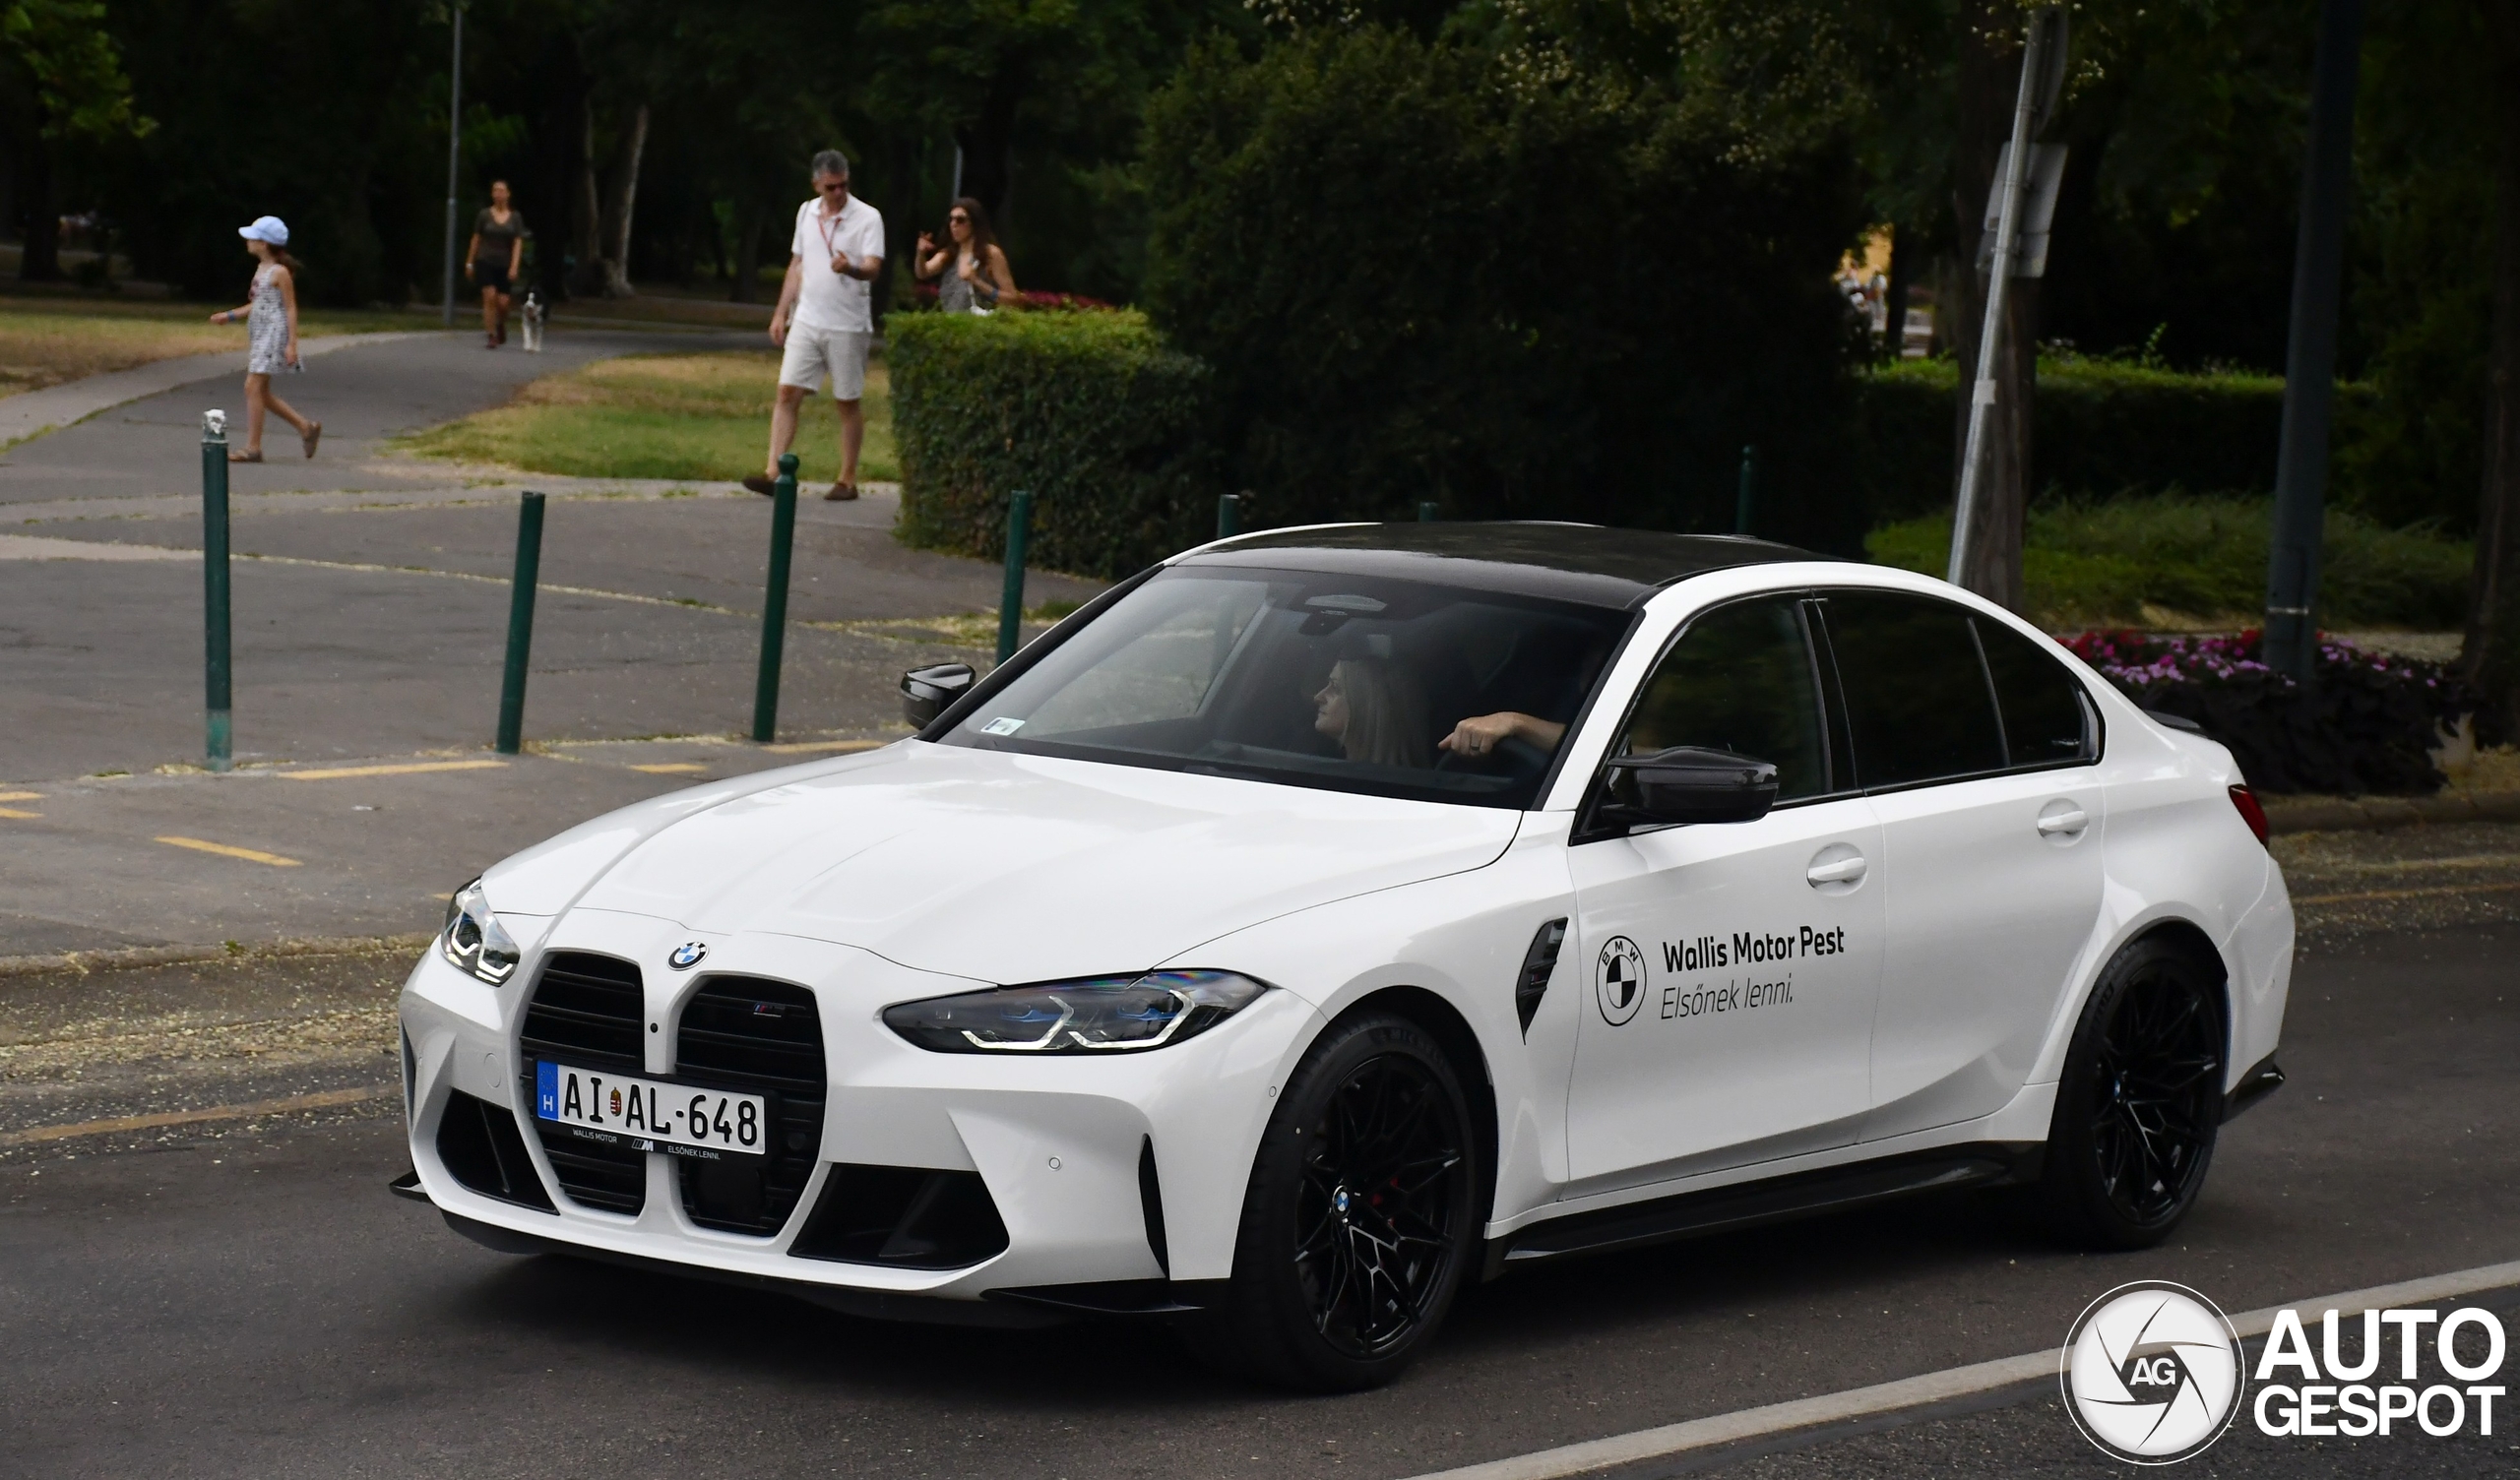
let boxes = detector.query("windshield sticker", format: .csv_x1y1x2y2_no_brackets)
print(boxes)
980,716,1026,735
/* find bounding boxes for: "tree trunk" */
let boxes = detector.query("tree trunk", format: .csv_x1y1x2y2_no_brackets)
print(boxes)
954,65,1026,230
2462,14,2520,741
598,102,648,299
1882,220,1916,362
1947,0,2034,611
573,95,604,295
18,129,61,282
727,203,765,304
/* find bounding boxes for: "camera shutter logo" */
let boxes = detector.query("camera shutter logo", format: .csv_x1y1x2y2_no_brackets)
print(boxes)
1596,936,1646,1025
2061,1281,2245,1464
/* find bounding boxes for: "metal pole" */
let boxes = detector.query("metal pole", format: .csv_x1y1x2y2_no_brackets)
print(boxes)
495,491,545,755
1947,9,2060,586
1734,445,1759,536
2263,0,2366,681
996,490,1034,664
1418,500,1439,523
441,3,463,328
201,411,232,771
1216,492,1240,540
752,454,799,742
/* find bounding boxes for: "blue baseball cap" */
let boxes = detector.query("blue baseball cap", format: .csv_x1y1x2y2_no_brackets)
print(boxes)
238,216,289,246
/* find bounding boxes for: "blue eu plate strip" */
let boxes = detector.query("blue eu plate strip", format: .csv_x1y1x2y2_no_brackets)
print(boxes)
536,1060,558,1120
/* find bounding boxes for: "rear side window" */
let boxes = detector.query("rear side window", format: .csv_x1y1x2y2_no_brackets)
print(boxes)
1975,618,2096,767
1820,591,2005,788
1618,595,1830,801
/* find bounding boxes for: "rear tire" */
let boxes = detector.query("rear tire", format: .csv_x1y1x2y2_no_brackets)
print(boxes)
2040,937,2226,1249
1192,1012,1479,1391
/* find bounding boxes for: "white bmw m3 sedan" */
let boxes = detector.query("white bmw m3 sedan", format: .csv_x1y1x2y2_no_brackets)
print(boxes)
395,522,2292,1389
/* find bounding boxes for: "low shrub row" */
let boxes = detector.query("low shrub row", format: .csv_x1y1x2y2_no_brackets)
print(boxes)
2065,630,2464,795
1867,493,2473,631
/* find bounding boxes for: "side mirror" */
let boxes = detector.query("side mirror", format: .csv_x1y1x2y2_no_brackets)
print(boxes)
1599,747,1779,827
901,663,975,728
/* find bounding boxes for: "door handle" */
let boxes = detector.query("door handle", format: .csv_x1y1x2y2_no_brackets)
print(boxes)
1805,855,1868,886
2037,807,2090,835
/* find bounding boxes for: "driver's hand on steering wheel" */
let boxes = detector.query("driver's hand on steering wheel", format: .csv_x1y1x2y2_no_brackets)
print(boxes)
1438,711,1566,760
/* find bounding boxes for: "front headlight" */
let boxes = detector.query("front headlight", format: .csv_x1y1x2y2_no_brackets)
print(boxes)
883,969,1271,1054
440,877,521,985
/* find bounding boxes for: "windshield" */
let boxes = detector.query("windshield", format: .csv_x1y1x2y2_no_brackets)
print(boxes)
939,567,1632,808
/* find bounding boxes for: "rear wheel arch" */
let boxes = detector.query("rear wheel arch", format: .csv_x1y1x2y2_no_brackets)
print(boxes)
2120,918,2234,1068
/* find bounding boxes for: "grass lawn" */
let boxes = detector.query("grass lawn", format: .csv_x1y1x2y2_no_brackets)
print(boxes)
397,349,897,484
1868,492,2474,631
0,295,410,397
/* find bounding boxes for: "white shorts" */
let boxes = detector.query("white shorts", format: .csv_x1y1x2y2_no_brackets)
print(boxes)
778,325,870,401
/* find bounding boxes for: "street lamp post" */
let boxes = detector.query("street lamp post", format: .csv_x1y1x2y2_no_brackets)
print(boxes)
441,3,463,328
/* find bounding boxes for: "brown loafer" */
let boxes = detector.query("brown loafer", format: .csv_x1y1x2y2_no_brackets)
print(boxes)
823,482,857,502
301,421,322,459
741,474,779,496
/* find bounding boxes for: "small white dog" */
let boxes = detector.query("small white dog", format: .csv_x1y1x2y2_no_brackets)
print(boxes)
520,292,545,352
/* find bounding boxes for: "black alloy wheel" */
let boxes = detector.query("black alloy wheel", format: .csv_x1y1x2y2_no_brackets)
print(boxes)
2043,938,2225,1249
1197,1013,1479,1390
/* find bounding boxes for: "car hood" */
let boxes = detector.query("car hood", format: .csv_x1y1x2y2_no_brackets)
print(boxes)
495,741,1520,984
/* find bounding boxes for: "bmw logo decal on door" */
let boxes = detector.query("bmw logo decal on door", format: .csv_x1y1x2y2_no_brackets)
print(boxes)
667,942,708,970
1596,936,1646,1024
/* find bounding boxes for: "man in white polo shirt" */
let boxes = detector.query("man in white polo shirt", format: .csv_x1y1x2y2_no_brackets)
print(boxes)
748,150,884,501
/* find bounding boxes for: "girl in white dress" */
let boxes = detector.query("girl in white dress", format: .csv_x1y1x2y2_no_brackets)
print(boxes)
209,216,321,462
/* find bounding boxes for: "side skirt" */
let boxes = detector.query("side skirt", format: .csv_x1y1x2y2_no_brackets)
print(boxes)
1485,1142,2045,1280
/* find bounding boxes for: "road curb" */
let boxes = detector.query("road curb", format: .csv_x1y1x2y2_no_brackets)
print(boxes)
0,932,432,980
2265,789,2520,835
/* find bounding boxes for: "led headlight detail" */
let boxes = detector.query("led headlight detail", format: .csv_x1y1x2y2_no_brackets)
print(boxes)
440,878,521,985
883,970,1271,1054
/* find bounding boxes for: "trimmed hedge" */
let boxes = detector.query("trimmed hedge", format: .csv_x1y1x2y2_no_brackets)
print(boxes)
1858,358,2381,521
890,311,1216,579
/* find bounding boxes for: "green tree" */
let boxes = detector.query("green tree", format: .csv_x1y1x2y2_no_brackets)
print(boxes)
2,0,150,279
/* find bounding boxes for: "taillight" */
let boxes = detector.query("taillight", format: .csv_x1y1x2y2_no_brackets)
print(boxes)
2229,784,2270,847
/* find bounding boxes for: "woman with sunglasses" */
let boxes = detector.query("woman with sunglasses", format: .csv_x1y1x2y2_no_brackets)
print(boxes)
914,197,1017,313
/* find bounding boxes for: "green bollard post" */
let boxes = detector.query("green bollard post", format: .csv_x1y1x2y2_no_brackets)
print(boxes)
1735,445,1759,536
996,489,1034,665
201,410,233,771
1216,492,1241,540
1418,500,1439,523
495,491,546,755
751,454,799,743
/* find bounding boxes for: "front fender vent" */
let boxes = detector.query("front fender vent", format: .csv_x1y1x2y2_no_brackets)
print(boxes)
1516,918,1568,1036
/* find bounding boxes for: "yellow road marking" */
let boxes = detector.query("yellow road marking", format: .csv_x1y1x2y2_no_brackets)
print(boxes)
762,739,887,755
157,835,302,867
2294,880,2520,906
279,760,508,781
629,763,710,774
0,807,38,819
0,790,40,801
0,1085,392,1147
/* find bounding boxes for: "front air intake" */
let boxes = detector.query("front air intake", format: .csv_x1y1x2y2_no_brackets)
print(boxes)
788,1164,1010,1269
519,951,649,1214
673,976,827,1235
434,1090,554,1210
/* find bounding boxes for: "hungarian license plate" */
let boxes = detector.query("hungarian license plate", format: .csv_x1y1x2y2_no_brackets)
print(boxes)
534,1062,768,1159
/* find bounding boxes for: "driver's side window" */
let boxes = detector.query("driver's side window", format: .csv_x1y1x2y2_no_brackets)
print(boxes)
1617,595,1830,802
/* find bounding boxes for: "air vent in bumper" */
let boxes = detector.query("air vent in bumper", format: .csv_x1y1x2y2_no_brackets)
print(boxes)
519,951,648,1214
434,1090,554,1210
674,976,826,1235
789,1164,1010,1269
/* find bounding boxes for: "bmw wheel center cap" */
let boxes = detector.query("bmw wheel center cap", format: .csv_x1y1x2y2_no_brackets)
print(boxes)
667,941,708,970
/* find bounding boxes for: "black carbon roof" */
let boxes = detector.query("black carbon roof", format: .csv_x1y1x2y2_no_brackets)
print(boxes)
1174,522,1831,609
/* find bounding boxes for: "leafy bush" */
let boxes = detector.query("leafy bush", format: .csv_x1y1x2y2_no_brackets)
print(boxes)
1867,493,2473,630
1856,358,2381,523
890,310,1216,579
2066,631,2462,795
1141,28,1868,550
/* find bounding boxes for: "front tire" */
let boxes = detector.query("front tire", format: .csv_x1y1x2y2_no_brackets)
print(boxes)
1196,1012,1479,1391
2041,937,2226,1249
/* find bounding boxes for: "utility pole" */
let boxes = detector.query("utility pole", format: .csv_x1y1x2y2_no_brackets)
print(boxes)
2262,0,2366,681
1948,6,2067,590
441,3,464,328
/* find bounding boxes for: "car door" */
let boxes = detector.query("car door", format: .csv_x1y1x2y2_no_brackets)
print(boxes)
1564,593,1886,1187
1816,590,2107,1141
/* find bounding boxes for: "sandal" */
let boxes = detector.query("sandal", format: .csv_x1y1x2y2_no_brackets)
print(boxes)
301,422,322,459
227,450,264,463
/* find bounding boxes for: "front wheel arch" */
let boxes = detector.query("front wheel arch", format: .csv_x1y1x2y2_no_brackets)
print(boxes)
1330,986,1499,1236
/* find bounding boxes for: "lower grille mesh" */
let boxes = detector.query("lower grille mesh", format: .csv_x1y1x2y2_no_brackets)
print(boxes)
519,951,649,1215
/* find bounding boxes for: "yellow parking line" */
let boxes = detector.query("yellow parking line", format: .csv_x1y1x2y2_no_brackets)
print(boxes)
0,1085,391,1147
629,763,710,774
2293,879,2520,906
157,835,302,867
0,807,39,819
0,790,40,801
762,739,887,755
279,760,508,781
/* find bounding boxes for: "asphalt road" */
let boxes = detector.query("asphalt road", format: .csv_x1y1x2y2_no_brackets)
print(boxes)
2,922,2512,1479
